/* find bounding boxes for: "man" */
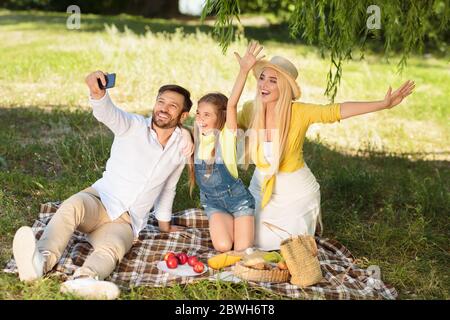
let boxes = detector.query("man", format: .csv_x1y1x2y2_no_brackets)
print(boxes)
12,71,193,299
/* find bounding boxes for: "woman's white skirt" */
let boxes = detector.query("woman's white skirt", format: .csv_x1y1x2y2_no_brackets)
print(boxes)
249,164,321,251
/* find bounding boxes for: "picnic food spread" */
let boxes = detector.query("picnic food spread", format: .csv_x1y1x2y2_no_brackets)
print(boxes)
233,249,291,283
206,249,290,279
159,246,319,286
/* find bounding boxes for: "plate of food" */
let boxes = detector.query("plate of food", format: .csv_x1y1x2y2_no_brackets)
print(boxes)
157,252,208,277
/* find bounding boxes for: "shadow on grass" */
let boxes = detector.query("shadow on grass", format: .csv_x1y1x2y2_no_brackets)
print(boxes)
0,106,449,298
0,9,302,45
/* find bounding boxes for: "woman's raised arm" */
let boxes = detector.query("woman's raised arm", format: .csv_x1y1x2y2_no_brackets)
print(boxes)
226,41,265,131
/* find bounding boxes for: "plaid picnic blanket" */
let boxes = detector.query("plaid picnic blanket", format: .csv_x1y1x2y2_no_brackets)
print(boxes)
4,202,398,300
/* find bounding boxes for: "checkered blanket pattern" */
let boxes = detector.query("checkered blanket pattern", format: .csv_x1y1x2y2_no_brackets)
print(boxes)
4,202,398,300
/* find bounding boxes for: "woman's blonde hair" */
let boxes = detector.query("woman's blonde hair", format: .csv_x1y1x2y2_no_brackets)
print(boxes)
246,68,293,174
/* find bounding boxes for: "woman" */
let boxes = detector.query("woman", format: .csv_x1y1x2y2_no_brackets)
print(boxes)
237,53,415,250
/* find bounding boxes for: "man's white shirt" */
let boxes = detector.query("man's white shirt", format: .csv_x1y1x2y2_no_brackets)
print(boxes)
89,91,186,237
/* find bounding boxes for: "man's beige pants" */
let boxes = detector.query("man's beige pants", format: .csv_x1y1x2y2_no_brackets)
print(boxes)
37,187,134,280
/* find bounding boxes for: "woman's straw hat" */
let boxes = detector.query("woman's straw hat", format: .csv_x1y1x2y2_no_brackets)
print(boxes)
252,56,301,99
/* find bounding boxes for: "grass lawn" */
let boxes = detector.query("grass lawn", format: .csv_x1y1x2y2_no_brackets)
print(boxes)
0,9,448,300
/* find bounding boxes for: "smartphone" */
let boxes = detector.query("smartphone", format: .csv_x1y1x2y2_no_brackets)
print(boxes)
97,73,116,90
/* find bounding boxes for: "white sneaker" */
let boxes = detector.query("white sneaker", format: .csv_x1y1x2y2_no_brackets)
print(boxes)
60,277,120,300
13,226,45,282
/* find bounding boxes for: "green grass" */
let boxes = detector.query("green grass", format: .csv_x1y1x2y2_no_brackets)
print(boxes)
0,9,449,300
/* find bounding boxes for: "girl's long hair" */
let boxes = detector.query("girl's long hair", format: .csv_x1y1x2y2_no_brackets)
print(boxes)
187,93,228,195
246,68,293,175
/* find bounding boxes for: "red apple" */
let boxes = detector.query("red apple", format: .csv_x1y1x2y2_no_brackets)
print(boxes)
188,256,198,267
193,261,204,273
166,256,178,269
163,252,176,262
176,253,188,265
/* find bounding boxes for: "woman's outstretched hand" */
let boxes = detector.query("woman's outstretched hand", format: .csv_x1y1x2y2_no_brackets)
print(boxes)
339,80,415,120
234,41,265,74
383,80,415,109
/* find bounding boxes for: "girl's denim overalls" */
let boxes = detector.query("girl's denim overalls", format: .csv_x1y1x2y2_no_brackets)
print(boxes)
195,137,255,219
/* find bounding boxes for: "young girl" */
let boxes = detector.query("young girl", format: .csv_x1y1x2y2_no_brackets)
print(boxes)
190,42,265,253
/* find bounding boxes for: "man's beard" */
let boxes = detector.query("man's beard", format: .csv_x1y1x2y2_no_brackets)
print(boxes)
152,111,181,129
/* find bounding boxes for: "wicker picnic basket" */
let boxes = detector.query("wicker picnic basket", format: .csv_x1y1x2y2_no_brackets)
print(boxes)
233,261,290,283
263,222,323,287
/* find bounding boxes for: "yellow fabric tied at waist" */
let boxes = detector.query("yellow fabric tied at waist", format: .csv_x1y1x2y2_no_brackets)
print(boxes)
254,142,304,209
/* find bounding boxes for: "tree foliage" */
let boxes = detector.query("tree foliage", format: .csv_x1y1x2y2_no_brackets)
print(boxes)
202,0,449,100
0,0,181,17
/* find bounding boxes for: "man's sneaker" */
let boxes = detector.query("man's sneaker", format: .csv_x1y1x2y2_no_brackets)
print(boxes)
60,277,120,300
12,226,45,282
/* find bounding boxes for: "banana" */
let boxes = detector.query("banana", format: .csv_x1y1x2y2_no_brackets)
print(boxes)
207,252,242,270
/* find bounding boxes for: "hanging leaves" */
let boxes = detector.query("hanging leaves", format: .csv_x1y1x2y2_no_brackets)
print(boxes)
201,0,449,100
201,0,242,54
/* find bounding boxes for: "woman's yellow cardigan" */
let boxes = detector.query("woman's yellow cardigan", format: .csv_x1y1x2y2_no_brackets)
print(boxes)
237,100,341,208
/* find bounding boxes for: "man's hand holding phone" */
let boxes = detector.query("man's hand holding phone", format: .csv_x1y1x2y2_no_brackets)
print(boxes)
85,71,116,100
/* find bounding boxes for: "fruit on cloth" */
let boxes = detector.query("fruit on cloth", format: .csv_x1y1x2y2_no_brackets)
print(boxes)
277,261,288,270
242,250,287,270
193,261,205,273
176,253,188,265
263,251,283,263
166,256,178,269
207,253,242,270
188,256,198,267
164,252,176,262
